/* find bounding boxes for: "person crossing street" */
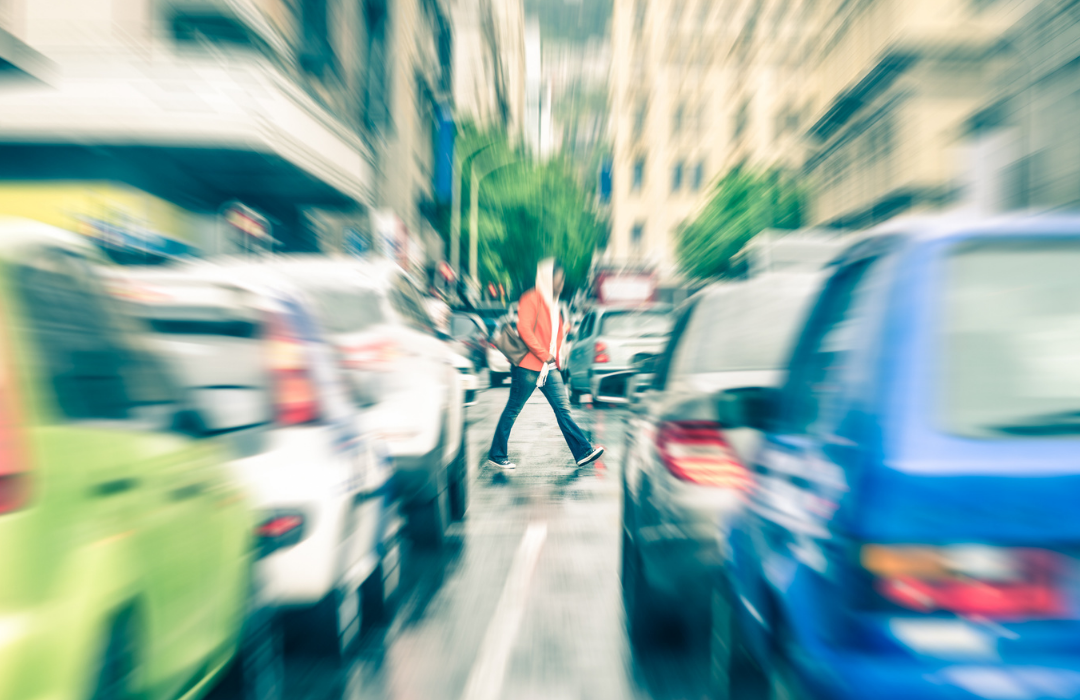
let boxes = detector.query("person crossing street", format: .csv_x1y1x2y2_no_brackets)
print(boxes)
487,259,604,471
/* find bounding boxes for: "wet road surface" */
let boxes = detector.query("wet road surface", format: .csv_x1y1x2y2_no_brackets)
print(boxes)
268,377,712,700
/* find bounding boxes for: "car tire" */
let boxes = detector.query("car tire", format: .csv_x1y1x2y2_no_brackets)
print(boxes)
362,525,402,628
220,603,284,700
302,585,361,662
710,581,767,700
448,433,468,522
91,611,137,700
409,475,449,550
621,528,663,648
490,372,505,388
569,388,581,406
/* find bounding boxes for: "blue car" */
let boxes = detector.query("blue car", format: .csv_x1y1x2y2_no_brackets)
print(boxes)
714,216,1080,699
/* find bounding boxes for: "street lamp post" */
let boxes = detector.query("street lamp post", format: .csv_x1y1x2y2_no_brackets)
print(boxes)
468,158,520,290
450,141,498,283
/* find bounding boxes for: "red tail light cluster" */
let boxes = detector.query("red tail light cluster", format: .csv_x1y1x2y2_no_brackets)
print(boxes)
594,341,610,364
0,318,28,515
862,545,1067,619
266,313,320,426
656,421,751,489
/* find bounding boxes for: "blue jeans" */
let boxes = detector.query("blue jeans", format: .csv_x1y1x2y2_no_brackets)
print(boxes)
489,365,593,463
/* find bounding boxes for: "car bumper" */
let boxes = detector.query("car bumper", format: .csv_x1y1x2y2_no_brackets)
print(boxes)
230,424,389,608
788,648,1080,700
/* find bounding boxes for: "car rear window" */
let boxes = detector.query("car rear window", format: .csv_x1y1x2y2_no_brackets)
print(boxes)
672,278,817,374
941,238,1080,439
599,311,672,338
308,287,386,334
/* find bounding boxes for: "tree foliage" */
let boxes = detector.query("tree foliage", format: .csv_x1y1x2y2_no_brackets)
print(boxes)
452,123,607,297
675,168,804,280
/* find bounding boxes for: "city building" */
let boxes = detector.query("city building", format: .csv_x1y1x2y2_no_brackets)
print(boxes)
0,0,385,254
609,0,730,279
449,0,527,139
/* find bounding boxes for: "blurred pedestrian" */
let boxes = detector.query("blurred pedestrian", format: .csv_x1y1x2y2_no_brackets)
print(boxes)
487,259,604,470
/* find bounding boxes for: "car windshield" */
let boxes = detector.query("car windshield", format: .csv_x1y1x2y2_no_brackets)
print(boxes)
941,238,1080,438
308,287,386,334
676,277,816,373
599,310,672,338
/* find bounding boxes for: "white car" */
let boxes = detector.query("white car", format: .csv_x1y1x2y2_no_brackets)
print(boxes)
486,342,512,386
267,257,469,548
106,262,400,659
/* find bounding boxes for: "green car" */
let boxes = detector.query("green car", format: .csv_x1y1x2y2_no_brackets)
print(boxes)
0,220,256,700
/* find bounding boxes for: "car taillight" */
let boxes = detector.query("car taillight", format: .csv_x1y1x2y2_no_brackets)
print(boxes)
861,544,1067,619
256,512,305,558
594,341,610,364
0,314,27,515
656,421,751,489
342,339,400,371
266,313,320,426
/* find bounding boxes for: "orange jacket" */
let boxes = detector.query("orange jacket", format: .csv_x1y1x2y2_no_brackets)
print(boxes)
517,289,565,371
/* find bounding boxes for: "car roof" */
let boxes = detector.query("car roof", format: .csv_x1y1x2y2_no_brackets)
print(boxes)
852,213,1080,250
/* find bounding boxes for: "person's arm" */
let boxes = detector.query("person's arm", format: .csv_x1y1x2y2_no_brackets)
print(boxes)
517,293,553,363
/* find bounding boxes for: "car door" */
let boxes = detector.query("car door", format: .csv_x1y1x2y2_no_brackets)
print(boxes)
15,251,235,694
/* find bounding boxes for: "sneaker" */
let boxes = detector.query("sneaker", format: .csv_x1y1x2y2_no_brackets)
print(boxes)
576,446,605,467
487,458,516,471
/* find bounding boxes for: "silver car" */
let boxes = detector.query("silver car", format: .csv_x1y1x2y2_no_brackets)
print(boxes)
565,305,673,405
620,272,824,649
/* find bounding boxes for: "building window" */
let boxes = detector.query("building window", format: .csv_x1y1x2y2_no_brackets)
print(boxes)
673,103,684,135
672,161,684,192
633,99,648,138
692,161,705,190
631,222,644,250
734,99,749,139
634,0,647,36
632,157,646,192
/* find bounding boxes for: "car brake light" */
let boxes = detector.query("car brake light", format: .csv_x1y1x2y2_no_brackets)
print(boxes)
256,512,305,558
342,339,400,371
595,341,609,364
266,313,320,426
258,514,304,538
0,309,28,515
656,421,751,489
862,544,1066,619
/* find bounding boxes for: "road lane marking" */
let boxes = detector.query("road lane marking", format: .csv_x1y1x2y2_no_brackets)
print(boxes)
461,521,548,700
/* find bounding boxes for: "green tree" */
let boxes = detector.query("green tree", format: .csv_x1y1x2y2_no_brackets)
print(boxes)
675,168,804,280
450,122,607,298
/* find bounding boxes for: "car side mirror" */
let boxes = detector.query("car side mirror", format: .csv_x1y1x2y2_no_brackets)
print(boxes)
716,387,780,431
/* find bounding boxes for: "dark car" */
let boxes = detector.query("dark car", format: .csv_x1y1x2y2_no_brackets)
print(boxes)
716,216,1080,699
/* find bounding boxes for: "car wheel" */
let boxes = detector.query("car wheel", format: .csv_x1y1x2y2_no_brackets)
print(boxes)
409,475,449,550
91,612,137,700
302,585,361,661
710,581,767,700
362,525,402,628
569,388,581,406
490,372,504,387
220,603,284,700
622,528,663,647
448,433,468,522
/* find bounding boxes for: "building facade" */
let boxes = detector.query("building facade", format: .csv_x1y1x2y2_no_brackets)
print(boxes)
609,0,730,278
449,0,526,139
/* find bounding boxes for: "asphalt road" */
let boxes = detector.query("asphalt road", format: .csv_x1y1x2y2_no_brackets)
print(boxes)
272,376,713,700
